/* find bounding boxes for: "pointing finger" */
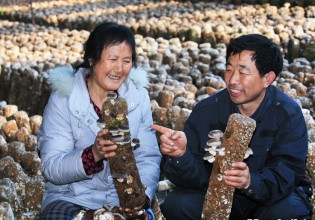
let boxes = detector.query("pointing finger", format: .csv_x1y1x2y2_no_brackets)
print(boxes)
151,124,174,137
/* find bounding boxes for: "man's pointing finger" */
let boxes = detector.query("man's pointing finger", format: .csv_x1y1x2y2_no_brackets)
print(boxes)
151,124,173,135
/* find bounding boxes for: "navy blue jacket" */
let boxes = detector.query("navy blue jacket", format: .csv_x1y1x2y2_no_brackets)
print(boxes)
161,85,310,205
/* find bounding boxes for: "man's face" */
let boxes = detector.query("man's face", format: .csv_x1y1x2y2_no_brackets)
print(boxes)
224,50,273,116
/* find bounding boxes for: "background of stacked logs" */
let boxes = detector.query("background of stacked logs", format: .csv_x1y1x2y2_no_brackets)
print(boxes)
0,0,314,219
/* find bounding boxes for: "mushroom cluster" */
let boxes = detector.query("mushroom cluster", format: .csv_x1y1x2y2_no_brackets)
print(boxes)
96,93,141,151
203,129,253,164
73,205,126,220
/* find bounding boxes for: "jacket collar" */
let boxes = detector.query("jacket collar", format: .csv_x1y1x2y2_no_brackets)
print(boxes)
48,65,148,120
231,86,273,122
249,86,272,122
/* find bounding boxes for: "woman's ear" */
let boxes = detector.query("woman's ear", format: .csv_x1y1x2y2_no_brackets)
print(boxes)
264,71,276,87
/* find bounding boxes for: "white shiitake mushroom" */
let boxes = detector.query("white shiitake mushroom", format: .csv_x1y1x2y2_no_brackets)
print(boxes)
118,124,130,133
107,92,118,100
216,145,225,156
208,129,223,139
244,148,253,159
72,210,86,220
131,138,140,150
108,127,119,135
206,138,221,147
203,152,215,163
118,137,131,145
110,135,124,142
94,210,115,220
97,119,106,129
204,146,216,156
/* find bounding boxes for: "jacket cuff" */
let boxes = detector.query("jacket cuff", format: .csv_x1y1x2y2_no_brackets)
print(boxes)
82,144,104,175
168,151,190,167
142,195,151,209
241,172,260,199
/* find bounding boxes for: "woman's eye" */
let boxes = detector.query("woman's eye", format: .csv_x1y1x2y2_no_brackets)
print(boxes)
123,60,131,64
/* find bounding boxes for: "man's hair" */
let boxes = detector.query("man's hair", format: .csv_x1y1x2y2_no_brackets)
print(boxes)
77,21,136,70
226,34,283,77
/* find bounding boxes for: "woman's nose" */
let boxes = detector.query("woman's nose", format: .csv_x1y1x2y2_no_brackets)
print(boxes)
114,61,123,72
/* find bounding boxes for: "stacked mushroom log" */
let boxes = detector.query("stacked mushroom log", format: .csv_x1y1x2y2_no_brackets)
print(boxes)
202,113,256,219
86,92,147,220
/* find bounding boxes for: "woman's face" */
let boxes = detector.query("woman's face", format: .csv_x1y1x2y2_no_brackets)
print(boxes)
91,42,133,92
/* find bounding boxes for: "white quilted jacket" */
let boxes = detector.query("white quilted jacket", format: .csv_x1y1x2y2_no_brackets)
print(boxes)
38,66,161,210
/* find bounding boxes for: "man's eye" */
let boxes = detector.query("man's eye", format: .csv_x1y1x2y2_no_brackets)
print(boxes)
124,60,131,64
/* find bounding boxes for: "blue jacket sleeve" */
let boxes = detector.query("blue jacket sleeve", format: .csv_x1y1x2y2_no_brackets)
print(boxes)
242,104,308,205
161,105,213,190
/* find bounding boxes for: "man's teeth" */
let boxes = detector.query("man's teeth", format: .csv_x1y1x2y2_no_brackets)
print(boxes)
231,89,240,93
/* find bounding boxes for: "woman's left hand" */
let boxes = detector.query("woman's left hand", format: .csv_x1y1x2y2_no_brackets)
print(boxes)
92,129,117,161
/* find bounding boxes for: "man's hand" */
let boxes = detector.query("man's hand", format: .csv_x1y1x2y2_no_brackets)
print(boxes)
151,124,187,157
223,162,251,189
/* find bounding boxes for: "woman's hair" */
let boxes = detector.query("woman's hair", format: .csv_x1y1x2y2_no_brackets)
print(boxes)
226,34,283,77
76,22,136,70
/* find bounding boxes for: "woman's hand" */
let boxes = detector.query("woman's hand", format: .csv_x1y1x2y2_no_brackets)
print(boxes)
92,129,117,161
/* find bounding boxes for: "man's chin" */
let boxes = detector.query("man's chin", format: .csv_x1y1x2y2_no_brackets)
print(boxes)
229,96,243,105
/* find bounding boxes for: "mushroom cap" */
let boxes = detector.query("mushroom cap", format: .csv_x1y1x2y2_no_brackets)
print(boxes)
203,152,215,163
110,135,124,142
119,124,130,132
217,174,223,181
131,138,140,144
97,119,106,128
206,138,221,147
217,149,225,156
208,129,223,139
204,147,216,156
111,172,127,179
119,137,131,145
132,144,140,150
244,147,253,159
107,92,118,99
108,127,119,133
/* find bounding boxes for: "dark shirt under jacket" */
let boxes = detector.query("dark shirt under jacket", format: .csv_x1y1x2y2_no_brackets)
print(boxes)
161,85,310,205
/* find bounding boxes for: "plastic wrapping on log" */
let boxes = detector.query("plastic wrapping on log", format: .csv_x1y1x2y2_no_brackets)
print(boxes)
202,113,256,219
101,92,147,209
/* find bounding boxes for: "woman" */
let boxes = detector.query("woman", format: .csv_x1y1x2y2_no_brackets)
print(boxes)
38,22,161,219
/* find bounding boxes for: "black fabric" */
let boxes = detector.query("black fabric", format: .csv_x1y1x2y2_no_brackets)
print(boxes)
161,187,312,220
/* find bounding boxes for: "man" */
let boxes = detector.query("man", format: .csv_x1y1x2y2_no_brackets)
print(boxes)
152,34,313,219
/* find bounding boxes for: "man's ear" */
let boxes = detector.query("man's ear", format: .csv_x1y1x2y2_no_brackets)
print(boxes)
88,59,94,67
264,71,276,87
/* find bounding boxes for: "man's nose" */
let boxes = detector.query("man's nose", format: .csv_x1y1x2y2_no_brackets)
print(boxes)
228,71,239,84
